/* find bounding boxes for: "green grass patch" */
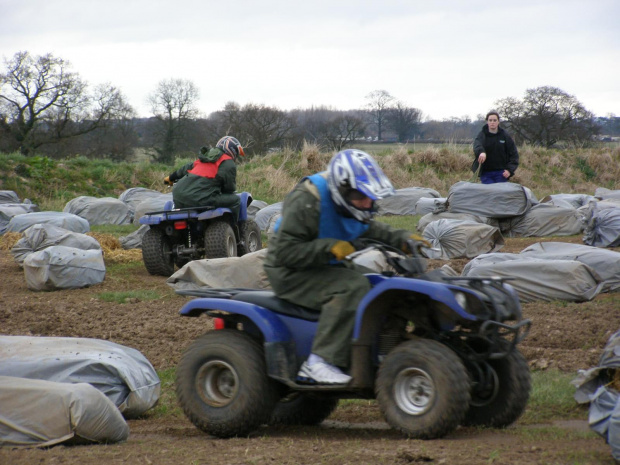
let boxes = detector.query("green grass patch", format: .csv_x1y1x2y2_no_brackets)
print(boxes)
375,214,421,231
105,261,145,274
91,224,140,237
150,367,183,418
96,289,161,304
520,370,585,424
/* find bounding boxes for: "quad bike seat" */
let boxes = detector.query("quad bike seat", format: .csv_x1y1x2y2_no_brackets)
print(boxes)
232,291,321,322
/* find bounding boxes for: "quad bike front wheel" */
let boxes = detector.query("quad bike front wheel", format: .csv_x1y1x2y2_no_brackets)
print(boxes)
176,330,279,438
204,220,237,258
376,338,471,439
142,227,175,276
462,348,531,428
237,219,262,256
270,393,339,426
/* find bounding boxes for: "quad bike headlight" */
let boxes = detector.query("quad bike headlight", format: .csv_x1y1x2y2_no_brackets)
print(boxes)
454,292,468,310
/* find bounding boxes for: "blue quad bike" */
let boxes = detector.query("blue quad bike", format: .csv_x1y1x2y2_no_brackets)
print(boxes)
174,240,532,439
139,192,262,276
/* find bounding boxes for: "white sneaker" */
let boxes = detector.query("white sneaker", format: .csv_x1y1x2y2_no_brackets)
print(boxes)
297,361,352,385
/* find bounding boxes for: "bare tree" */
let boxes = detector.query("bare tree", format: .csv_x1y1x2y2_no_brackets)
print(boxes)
0,51,134,155
240,103,295,156
148,78,200,163
387,102,423,143
495,86,599,147
323,113,366,150
365,90,395,141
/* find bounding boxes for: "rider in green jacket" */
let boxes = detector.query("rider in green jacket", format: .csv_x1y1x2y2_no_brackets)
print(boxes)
164,136,244,219
264,149,428,384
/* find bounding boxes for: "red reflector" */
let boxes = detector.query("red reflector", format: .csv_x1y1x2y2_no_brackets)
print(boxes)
174,221,187,230
213,318,225,330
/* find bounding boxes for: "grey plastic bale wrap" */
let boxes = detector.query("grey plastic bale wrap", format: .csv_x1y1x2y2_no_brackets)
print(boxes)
446,181,537,219
376,187,441,216
422,219,504,259
572,330,620,461
0,376,129,447
462,253,604,302
6,211,90,234
0,335,161,419
63,195,132,226
23,245,106,291
11,223,101,266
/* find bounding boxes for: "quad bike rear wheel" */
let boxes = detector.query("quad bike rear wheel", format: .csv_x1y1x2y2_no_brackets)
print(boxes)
142,227,175,276
376,338,471,439
237,219,262,256
204,220,237,258
176,330,278,438
462,348,531,428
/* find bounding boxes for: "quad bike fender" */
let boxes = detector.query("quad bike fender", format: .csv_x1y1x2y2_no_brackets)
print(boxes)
179,296,317,383
352,277,478,339
236,192,253,221
139,207,229,225
179,298,293,342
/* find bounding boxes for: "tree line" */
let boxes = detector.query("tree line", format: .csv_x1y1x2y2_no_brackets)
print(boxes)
1,51,616,164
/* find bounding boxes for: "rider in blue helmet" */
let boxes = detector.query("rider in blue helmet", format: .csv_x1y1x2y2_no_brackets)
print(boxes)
264,149,429,384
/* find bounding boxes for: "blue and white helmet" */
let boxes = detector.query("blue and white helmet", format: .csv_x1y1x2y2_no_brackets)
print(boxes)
327,149,395,223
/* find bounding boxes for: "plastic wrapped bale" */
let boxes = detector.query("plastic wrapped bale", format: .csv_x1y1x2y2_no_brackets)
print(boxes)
23,245,105,291
132,193,173,225
11,223,101,266
0,336,160,418
376,187,441,216
422,219,504,260
416,211,499,233
167,249,271,291
520,242,620,293
118,187,163,216
462,254,604,302
0,376,129,447
595,187,620,201
0,190,20,204
446,181,537,219
572,329,620,462
120,224,149,249
248,199,269,219
6,211,90,234
0,202,40,235
415,197,447,215
582,202,620,247
63,196,132,226
254,202,283,231
499,203,585,238
540,193,597,209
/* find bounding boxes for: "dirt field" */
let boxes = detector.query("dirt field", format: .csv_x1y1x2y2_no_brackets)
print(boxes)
0,236,619,464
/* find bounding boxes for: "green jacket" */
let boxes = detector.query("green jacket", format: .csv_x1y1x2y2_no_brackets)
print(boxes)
264,178,413,273
169,148,237,208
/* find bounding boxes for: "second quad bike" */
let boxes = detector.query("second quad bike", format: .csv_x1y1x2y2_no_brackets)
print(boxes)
174,240,532,439
139,192,262,276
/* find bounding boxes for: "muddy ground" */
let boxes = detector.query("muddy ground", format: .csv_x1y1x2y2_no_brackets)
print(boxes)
0,236,618,464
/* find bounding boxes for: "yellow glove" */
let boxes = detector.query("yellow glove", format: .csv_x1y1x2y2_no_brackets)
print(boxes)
403,234,431,251
330,241,356,261
163,176,173,186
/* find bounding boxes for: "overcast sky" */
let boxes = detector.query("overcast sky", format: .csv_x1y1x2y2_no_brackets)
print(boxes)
1,0,618,121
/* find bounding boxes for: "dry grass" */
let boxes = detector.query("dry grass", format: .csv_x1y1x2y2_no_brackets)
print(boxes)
86,232,143,264
249,144,619,201
0,232,21,251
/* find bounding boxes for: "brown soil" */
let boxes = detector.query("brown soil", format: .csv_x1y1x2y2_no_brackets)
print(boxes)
0,236,618,464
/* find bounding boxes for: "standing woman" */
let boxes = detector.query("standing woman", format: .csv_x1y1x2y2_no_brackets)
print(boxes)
472,111,519,184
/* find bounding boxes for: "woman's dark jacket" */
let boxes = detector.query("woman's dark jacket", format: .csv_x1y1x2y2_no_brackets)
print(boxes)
472,124,519,177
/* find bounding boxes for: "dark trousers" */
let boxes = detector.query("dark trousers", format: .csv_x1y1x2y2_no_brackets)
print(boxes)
480,170,508,184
